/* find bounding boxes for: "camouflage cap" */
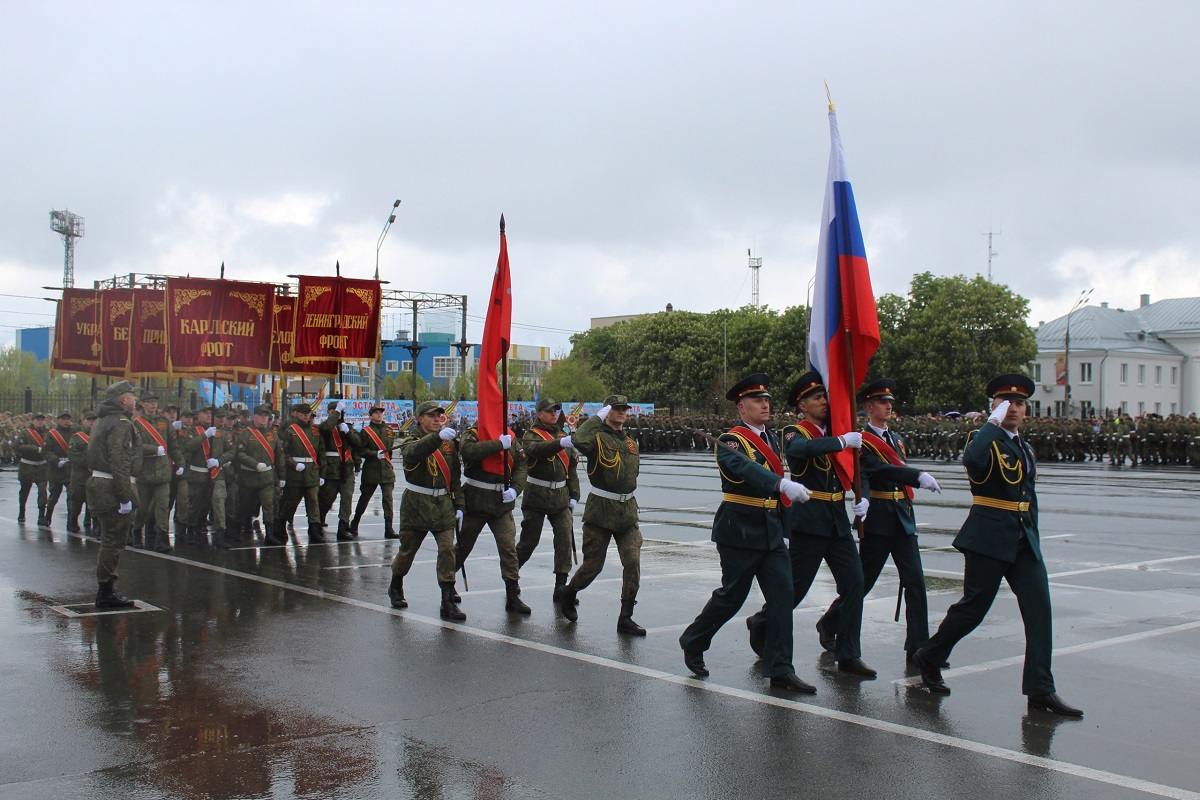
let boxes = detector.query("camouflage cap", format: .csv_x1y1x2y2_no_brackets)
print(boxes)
141,393,160,402
415,401,444,416
291,403,313,414
31,412,46,420
82,411,97,421
535,397,561,413
602,394,631,409
56,410,73,420
105,380,140,400
252,404,273,415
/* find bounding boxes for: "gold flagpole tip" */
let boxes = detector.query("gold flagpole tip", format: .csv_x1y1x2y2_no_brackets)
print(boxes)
823,79,835,111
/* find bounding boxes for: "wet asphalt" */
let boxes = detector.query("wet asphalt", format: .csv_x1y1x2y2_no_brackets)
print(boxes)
1,453,1198,800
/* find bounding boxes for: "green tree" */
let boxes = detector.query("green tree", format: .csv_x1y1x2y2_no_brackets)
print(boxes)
540,351,608,402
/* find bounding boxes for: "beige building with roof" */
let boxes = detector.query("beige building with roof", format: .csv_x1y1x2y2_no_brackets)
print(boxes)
1031,294,1200,418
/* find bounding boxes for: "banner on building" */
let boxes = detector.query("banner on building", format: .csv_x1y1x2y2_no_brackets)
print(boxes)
1054,353,1067,386
292,276,382,364
272,293,340,376
165,278,275,373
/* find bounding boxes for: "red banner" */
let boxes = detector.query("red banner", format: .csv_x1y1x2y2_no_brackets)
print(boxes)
55,288,102,367
477,222,512,474
292,276,381,363
272,293,339,376
166,278,275,373
100,289,135,374
128,289,169,376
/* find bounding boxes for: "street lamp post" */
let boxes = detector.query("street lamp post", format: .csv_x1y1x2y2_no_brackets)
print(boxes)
372,199,401,401
1063,287,1093,419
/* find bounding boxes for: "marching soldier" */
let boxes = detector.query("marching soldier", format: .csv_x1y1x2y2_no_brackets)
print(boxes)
516,398,580,601
352,405,397,538
183,407,222,546
277,403,326,543
235,404,283,546
388,401,466,619
171,409,194,534
218,409,241,541
679,374,815,692
42,411,76,527
87,381,142,609
66,411,96,534
455,413,530,614
17,411,50,527
745,372,875,679
317,400,360,541
557,394,647,635
817,378,943,664
912,374,1083,717
206,410,236,549
132,393,176,553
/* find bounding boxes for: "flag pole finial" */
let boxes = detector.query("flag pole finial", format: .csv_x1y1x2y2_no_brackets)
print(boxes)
500,213,506,235
824,80,835,111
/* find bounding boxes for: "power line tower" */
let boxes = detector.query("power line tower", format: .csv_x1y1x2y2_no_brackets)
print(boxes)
748,248,762,309
50,209,85,288
981,229,1000,282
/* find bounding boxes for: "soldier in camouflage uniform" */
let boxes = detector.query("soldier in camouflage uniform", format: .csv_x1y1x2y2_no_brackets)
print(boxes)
456,415,531,614
388,401,466,620
235,405,283,545
132,394,177,552
42,411,76,527
317,400,360,541
277,403,327,543
557,394,647,636
352,405,397,538
182,407,223,546
17,412,50,527
87,381,142,608
516,398,580,601
218,410,241,540
66,411,96,534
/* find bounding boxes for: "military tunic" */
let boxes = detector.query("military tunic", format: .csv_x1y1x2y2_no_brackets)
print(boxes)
516,421,580,575
353,420,397,530
86,400,141,583
67,428,92,530
455,426,528,583
132,412,175,547
391,429,464,584
235,424,282,540
16,424,49,522
277,419,325,527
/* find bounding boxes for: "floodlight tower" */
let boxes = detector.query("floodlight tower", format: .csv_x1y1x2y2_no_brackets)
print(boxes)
50,209,85,288
748,248,762,309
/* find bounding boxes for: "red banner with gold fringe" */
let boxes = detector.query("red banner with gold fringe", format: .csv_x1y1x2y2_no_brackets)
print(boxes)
292,276,381,363
272,293,339,376
166,278,275,373
100,289,135,374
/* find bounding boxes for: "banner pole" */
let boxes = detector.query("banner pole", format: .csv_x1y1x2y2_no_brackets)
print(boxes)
843,329,864,539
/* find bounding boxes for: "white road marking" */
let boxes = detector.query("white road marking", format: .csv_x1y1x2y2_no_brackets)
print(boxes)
1049,554,1200,579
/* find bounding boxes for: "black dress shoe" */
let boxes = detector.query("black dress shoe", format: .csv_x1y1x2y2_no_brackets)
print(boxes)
681,646,709,677
1028,693,1083,717
907,651,949,669
911,649,950,694
837,657,877,678
815,619,836,652
746,617,765,658
769,673,817,694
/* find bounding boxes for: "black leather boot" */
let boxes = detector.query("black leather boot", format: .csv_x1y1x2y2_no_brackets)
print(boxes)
336,519,353,541
552,572,568,602
388,574,408,608
384,518,398,539
95,581,135,609
559,586,578,622
308,524,326,544
439,582,466,620
67,516,81,533
212,527,230,550
617,597,646,636
151,521,173,553
504,579,531,614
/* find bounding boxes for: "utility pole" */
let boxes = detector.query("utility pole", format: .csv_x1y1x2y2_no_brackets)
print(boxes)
981,229,1000,282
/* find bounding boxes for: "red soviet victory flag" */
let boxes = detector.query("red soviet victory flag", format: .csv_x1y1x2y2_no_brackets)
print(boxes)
476,215,512,475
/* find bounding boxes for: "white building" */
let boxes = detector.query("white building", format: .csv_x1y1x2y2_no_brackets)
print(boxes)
1031,295,1200,418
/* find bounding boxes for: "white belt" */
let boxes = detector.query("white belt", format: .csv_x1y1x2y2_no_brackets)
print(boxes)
527,476,567,489
463,476,504,491
588,486,635,502
92,472,137,484
20,458,46,466
189,465,210,473
405,484,448,497
324,451,340,457
293,457,314,462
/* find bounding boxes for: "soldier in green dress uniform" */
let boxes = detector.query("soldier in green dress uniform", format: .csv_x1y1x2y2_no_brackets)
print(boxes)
66,412,96,534
87,381,142,608
16,412,50,526
516,398,580,601
352,406,397,538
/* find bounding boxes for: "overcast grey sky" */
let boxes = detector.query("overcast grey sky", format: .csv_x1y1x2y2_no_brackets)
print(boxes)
4,1,1198,354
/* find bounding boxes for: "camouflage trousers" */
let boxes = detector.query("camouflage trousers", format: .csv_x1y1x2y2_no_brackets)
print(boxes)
392,527,457,584
134,481,170,533
319,471,357,524
516,506,575,575
457,511,520,582
67,479,89,526
46,478,68,519
96,509,133,584
17,478,47,518
567,521,642,601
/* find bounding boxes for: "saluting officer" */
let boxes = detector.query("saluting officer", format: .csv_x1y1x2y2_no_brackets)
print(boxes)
516,397,580,601
679,374,816,693
557,395,647,636
818,378,943,664
912,374,1083,717
388,401,466,619
745,372,875,680
352,405,397,538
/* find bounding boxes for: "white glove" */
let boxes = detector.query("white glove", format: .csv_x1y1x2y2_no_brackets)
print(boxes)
597,405,612,421
439,427,457,441
172,420,183,430
841,431,863,449
338,423,349,433
206,458,220,469
117,501,133,515
295,462,305,472
988,399,1011,426
559,435,573,450
156,445,166,456
501,487,518,503
175,467,184,476
58,458,68,468
256,462,270,472
778,478,811,503
498,433,512,449
377,449,387,460
334,400,344,412
851,497,870,519
455,509,463,528
205,426,217,438
918,472,942,493
569,498,577,511
319,478,325,487
278,480,286,488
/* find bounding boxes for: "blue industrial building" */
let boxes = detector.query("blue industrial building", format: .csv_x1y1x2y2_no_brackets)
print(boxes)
15,327,53,361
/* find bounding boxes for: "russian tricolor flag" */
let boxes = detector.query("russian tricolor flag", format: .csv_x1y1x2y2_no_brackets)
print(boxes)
807,107,880,484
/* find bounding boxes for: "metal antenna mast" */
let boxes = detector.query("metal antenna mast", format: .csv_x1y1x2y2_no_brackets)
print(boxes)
748,248,762,309
50,209,85,288
982,229,1000,282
